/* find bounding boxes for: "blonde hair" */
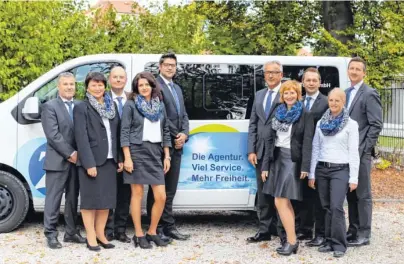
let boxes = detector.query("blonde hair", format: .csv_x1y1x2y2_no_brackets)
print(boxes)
279,80,302,103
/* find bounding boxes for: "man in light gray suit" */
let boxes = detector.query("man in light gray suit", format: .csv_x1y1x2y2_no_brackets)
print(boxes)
246,61,282,243
345,57,383,247
41,72,85,249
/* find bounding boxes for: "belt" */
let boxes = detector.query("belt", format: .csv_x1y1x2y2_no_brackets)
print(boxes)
318,161,349,169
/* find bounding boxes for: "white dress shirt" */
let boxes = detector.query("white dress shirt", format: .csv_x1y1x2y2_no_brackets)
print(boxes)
111,90,127,106
102,117,113,159
275,125,292,149
142,118,162,143
347,80,363,109
309,118,360,184
305,90,320,111
60,96,74,112
262,83,281,110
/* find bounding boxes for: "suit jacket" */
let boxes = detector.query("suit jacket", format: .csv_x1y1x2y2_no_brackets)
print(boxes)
262,107,314,172
247,88,281,160
73,99,122,169
41,97,77,171
347,83,383,156
157,76,189,138
303,92,329,129
120,100,171,148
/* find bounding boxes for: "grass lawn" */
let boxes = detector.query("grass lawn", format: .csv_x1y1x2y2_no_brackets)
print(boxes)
378,136,404,149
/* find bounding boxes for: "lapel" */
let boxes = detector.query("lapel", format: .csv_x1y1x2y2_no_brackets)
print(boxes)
85,100,105,127
309,94,322,113
256,89,266,123
291,108,304,137
157,76,179,115
267,93,280,121
57,97,73,127
349,83,365,114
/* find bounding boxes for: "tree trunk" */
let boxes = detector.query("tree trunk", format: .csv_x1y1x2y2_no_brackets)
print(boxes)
323,1,354,44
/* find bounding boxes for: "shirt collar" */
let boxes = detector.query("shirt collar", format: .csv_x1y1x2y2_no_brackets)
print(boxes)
353,80,364,90
266,82,281,93
306,90,320,101
111,90,126,100
60,96,73,103
160,74,172,86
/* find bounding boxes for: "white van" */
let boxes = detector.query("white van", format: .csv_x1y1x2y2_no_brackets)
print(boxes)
0,54,351,232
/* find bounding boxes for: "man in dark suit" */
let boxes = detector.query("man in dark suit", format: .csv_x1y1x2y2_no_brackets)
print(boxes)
105,66,131,243
246,61,282,243
41,72,86,249
345,57,382,247
147,53,190,241
296,68,329,246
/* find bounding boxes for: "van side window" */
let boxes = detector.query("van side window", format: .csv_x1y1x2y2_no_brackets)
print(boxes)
33,62,123,103
144,62,255,120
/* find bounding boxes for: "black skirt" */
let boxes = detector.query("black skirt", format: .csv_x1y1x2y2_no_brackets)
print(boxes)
262,147,303,201
79,159,117,209
123,141,165,185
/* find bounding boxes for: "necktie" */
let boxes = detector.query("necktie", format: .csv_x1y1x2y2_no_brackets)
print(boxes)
65,101,73,121
116,96,123,118
345,87,354,107
169,82,181,114
305,96,312,110
264,90,274,118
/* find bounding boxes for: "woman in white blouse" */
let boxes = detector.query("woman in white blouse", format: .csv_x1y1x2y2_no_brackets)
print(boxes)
309,88,359,258
121,72,172,249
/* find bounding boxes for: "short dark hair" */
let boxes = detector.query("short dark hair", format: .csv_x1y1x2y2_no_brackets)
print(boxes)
348,57,367,71
85,72,107,89
159,52,177,65
131,71,162,100
302,67,321,82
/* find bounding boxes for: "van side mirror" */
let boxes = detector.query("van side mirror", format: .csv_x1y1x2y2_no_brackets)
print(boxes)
22,97,41,120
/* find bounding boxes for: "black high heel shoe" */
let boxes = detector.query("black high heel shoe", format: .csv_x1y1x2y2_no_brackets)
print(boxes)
97,239,115,249
133,236,152,249
277,241,299,256
86,240,101,252
146,233,169,247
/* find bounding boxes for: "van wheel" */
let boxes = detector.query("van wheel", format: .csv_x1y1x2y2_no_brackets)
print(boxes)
0,171,29,233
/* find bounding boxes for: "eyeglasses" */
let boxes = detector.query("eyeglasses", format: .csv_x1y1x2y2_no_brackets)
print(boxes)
264,71,282,75
162,63,177,68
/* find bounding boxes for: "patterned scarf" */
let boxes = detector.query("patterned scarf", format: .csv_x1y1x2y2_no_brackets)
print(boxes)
319,108,350,136
134,95,162,122
86,92,116,119
272,101,303,132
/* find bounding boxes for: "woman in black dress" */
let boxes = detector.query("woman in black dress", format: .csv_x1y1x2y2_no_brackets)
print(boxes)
74,72,123,251
261,80,314,256
121,72,171,249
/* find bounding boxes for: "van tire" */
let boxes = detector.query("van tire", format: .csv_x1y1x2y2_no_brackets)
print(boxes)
0,171,29,233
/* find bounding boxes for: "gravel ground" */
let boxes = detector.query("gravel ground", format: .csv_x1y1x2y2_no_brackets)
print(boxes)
1,202,403,264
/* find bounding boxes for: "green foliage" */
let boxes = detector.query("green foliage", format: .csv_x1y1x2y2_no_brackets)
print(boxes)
376,158,392,170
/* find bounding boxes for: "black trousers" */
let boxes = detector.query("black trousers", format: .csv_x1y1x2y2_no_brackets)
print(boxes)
295,178,326,238
44,165,79,238
317,164,349,252
347,152,372,239
105,171,131,236
255,160,278,235
147,149,182,230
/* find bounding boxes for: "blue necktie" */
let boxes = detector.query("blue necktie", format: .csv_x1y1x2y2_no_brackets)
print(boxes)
305,96,312,110
169,82,181,114
264,90,274,118
65,101,73,121
116,96,123,118
345,87,354,107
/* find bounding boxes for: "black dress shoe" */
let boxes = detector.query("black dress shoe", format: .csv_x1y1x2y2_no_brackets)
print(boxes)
97,239,115,249
318,244,333,253
114,233,131,243
296,232,312,240
86,241,101,251
246,232,271,243
158,232,173,243
106,233,115,242
133,236,152,249
146,233,169,247
347,237,370,247
333,251,345,258
306,236,325,247
346,232,356,241
47,237,62,249
64,233,86,244
277,242,299,256
164,227,191,241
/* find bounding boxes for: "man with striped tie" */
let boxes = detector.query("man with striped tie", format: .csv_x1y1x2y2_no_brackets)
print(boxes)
105,66,132,243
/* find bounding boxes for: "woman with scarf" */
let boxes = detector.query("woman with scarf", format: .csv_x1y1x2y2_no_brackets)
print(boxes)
308,88,359,258
74,72,123,251
261,80,314,256
120,71,171,249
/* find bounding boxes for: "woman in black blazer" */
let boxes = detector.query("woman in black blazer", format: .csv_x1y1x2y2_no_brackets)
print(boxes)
261,80,314,256
121,72,171,249
74,72,123,251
